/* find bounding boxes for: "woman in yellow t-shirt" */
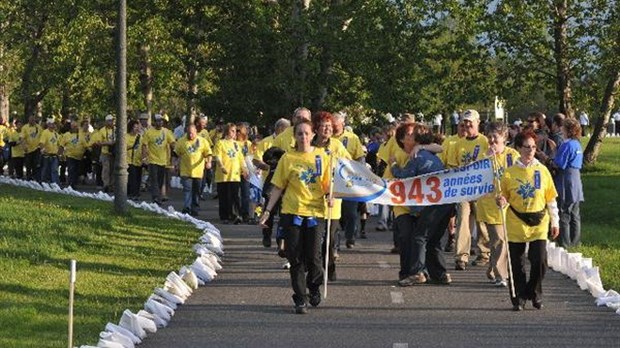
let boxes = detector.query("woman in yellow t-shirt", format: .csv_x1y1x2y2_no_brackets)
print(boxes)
476,122,520,287
236,122,254,222
60,120,88,188
7,119,25,179
497,130,559,311
311,111,351,282
258,119,331,314
126,120,143,199
213,123,247,223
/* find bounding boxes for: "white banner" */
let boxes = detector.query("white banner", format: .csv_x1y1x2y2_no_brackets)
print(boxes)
333,158,496,206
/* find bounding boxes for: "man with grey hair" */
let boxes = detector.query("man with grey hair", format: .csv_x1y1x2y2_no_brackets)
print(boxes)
332,111,367,247
272,107,311,151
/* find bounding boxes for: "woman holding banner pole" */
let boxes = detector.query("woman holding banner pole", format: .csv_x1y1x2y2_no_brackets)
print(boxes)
312,111,350,282
390,123,453,286
476,122,520,288
497,130,559,311
258,120,332,314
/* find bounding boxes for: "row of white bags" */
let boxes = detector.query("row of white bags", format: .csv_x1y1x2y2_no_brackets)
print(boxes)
547,242,620,315
0,177,225,347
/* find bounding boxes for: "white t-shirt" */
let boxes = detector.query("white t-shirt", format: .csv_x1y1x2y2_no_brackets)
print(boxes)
579,113,589,126
613,112,620,122
433,114,443,126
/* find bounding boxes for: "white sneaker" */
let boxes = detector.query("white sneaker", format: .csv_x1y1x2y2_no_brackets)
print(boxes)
282,261,291,269
494,279,507,287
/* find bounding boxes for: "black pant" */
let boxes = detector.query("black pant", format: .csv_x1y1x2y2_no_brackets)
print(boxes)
128,165,142,197
148,164,166,201
10,157,24,178
323,219,339,273
281,214,324,301
509,239,547,305
24,149,41,181
66,158,82,187
217,181,240,221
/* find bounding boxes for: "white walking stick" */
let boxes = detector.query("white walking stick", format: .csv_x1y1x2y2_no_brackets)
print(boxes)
491,154,516,297
323,154,335,299
68,260,76,348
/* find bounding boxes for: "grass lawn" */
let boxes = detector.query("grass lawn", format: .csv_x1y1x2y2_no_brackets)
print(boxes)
0,187,199,348
579,137,620,290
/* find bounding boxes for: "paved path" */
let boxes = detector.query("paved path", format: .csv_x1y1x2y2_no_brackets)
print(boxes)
129,189,619,347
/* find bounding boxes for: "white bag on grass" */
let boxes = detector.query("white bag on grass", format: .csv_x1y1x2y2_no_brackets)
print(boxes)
145,298,174,321
137,309,164,330
167,272,193,296
191,259,216,282
99,330,135,348
97,339,125,348
105,323,141,345
180,266,200,289
119,310,147,339
201,253,222,271
155,287,185,305
148,293,178,310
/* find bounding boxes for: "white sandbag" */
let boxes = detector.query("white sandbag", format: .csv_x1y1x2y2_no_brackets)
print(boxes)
148,293,178,310
587,279,606,298
105,323,141,345
191,259,215,282
202,253,222,271
118,310,147,339
200,233,223,250
145,298,174,321
154,287,185,305
167,272,193,295
595,290,620,306
180,266,200,289
567,253,583,280
137,309,165,330
197,255,218,274
80,346,100,348
96,339,126,348
99,330,135,348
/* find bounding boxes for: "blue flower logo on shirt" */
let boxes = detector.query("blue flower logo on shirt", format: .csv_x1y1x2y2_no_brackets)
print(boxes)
154,132,165,146
70,136,79,145
516,179,536,200
188,139,200,153
299,167,317,185
227,149,236,158
461,152,473,164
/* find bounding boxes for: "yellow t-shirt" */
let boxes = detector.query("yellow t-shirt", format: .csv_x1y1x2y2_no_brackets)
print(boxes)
476,147,521,224
60,132,88,160
237,139,253,157
39,129,60,155
377,136,398,163
143,127,175,166
333,130,365,160
8,129,25,158
382,144,411,217
126,133,143,166
272,126,295,152
316,138,351,220
21,124,42,153
209,129,222,147
0,124,7,147
501,161,557,242
448,134,489,168
213,138,245,183
255,134,275,161
271,148,330,218
92,127,115,155
174,136,213,178
440,134,462,167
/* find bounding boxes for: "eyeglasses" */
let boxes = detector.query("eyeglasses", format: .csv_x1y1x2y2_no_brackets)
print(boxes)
521,145,537,149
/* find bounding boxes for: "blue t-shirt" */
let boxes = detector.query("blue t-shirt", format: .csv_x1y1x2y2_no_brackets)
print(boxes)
391,150,445,214
553,139,582,170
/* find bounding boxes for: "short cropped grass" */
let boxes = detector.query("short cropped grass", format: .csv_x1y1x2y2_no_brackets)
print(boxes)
579,137,620,290
0,187,198,348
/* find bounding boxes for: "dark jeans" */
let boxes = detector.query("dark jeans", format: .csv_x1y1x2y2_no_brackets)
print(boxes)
559,202,581,248
341,200,359,242
40,155,59,184
281,214,324,300
217,181,240,221
24,149,41,181
181,176,201,211
323,219,339,273
10,157,24,178
66,158,82,188
262,197,281,240
127,164,142,198
239,177,250,219
148,164,166,201
399,204,454,280
509,239,547,305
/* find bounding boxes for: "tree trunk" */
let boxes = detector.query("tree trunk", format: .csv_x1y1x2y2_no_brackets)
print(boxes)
0,45,8,124
186,61,198,128
583,70,620,165
114,0,128,214
289,0,311,108
552,0,574,118
139,42,153,117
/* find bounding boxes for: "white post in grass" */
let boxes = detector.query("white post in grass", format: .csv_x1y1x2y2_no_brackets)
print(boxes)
68,260,76,348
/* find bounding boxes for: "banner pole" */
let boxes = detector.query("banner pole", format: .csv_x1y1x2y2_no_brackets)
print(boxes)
491,154,516,297
323,154,335,299
68,260,76,348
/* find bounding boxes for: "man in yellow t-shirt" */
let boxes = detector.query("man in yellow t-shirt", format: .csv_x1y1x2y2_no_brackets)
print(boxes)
90,115,116,191
142,113,175,204
39,118,61,184
60,120,88,188
7,119,25,178
175,124,212,215
449,109,490,270
21,115,43,180
272,107,311,152
331,111,366,248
